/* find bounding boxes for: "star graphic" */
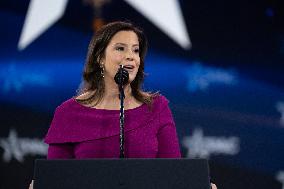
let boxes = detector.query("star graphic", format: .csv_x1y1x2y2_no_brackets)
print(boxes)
182,128,240,158
276,102,284,127
0,129,48,163
0,63,51,93
18,0,191,50
276,171,284,189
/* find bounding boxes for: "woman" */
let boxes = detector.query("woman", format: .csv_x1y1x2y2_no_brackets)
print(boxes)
44,21,181,159
30,21,217,189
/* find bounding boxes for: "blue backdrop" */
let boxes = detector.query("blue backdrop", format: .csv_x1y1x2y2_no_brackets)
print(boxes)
1,1,284,189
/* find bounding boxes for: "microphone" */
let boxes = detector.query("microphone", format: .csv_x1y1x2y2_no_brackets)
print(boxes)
114,65,129,86
114,65,129,158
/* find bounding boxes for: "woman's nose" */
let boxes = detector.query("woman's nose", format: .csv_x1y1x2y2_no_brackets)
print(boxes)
125,50,135,60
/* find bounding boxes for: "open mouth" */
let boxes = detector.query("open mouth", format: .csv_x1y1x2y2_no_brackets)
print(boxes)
123,65,135,71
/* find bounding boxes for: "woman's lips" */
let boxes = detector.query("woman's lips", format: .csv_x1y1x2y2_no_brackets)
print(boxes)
123,65,135,72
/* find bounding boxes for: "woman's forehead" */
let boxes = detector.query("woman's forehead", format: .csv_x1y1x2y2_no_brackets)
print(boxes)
109,31,139,44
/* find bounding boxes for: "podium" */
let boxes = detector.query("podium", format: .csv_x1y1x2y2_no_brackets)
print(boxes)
34,159,210,189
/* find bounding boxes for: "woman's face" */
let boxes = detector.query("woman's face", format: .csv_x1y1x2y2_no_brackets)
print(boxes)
102,30,140,84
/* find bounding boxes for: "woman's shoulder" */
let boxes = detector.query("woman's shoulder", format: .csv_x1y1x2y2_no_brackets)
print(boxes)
54,97,83,115
74,91,94,101
140,91,168,102
143,93,170,113
152,93,169,105
55,91,95,111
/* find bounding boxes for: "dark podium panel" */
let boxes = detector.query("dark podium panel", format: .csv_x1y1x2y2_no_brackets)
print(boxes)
34,159,210,189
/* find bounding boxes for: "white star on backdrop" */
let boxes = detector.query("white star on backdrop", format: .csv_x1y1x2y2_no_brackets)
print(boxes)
276,102,284,127
0,129,48,162
18,0,191,50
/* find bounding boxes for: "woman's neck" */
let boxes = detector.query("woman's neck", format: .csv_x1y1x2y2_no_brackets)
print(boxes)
103,75,132,99
95,77,140,110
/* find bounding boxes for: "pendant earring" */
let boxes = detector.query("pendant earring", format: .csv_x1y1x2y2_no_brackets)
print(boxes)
100,63,105,78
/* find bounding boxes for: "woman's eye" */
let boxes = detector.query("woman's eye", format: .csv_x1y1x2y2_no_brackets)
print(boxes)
134,48,139,54
115,46,124,51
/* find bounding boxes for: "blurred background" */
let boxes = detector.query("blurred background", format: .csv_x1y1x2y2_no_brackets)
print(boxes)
0,0,284,188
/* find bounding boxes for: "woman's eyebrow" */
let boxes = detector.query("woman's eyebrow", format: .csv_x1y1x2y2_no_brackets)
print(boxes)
114,42,127,46
114,42,139,47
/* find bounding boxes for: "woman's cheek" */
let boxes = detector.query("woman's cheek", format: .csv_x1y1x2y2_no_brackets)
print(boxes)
115,55,124,63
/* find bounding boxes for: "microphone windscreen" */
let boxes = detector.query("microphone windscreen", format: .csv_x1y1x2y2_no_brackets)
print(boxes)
114,66,129,85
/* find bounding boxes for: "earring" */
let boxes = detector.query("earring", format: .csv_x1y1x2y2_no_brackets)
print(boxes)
100,63,105,78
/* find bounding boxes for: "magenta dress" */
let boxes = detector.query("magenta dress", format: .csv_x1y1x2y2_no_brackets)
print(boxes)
45,95,181,159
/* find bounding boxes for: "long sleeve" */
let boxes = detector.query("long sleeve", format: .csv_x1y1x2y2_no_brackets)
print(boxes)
157,103,181,158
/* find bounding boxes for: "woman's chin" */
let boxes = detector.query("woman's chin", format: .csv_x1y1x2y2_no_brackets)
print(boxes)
128,75,137,83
